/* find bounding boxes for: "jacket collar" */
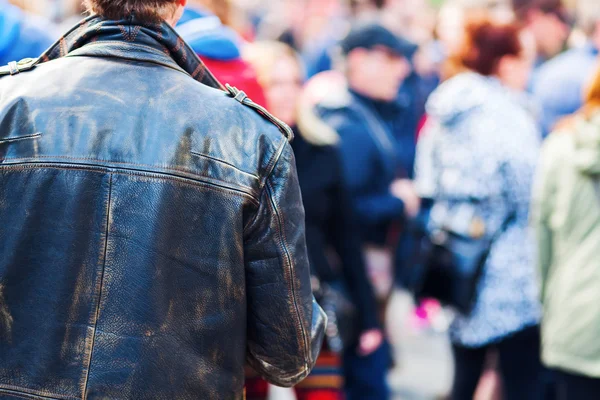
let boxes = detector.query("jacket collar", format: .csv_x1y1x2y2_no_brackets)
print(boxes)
36,15,223,90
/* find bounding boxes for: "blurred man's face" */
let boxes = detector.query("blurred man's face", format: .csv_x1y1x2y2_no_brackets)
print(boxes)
593,21,600,50
498,32,537,91
528,9,570,58
349,47,411,101
287,0,343,31
264,56,303,127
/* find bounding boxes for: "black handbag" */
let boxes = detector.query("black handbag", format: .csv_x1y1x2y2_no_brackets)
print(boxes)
403,204,516,315
312,279,358,354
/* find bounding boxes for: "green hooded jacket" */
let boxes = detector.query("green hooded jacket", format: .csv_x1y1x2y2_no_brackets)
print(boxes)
533,111,600,377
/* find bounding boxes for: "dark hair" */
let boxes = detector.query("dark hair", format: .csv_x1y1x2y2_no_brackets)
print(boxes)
84,0,178,23
446,14,522,78
511,0,564,22
348,0,386,14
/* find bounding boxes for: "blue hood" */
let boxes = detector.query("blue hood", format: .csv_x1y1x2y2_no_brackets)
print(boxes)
426,72,539,127
426,73,493,127
176,7,241,61
0,1,55,64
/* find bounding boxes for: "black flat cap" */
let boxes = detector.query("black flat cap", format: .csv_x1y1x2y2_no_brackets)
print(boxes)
340,23,418,59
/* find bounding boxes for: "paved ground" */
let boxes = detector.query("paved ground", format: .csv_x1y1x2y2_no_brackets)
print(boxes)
387,291,453,400
389,328,453,399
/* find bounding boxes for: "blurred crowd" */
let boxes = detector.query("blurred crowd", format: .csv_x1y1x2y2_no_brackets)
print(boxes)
4,0,600,399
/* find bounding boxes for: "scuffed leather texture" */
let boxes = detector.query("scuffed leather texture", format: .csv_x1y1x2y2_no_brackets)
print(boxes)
0,17,325,400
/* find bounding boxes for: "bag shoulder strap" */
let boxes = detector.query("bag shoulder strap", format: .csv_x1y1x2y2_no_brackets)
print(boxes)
347,97,397,175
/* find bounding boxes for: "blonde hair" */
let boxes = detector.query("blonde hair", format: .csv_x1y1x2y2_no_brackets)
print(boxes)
188,0,232,25
243,41,339,146
243,41,304,89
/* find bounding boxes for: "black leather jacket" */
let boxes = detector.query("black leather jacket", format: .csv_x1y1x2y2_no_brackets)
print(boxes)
0,16,325,400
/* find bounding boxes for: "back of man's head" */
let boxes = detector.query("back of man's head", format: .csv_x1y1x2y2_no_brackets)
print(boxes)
84,0,179,23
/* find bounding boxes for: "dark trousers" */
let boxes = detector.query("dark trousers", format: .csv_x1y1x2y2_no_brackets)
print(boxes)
343,340,390,400
556,369,600,400
451,326,544,400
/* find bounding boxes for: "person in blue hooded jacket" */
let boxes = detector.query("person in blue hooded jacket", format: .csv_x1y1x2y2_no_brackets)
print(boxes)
531,2,600,137
316,24,419,400
0,1,55,65
176,1,266,105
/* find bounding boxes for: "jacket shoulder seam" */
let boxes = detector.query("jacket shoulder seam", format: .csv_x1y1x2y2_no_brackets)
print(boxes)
0,156,259,202
0,162,260,206
243,139,288,232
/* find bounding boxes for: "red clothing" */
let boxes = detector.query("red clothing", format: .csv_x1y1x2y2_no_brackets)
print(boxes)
201,57,267,107
245,349,343,400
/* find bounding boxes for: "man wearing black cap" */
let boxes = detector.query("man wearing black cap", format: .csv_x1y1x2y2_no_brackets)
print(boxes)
316,23,418,400
338,23,416,108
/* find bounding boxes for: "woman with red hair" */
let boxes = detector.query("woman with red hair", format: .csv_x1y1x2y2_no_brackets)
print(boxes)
415,14,544,400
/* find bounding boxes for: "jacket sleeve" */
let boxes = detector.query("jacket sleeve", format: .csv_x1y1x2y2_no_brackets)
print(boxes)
321,109,405,226
531,136,560,302
244,140,326,387
352,193,405,226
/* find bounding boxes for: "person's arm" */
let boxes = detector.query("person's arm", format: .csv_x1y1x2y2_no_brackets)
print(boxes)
352,193,405,226
322,111,405,225
244,140,326,387
531,136,561,302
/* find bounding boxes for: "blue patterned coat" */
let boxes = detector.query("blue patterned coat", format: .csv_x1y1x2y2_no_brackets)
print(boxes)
415,72,542,347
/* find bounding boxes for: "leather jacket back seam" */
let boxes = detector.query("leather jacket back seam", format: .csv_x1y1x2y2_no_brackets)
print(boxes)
0,384,74,400
0,157,259,203
190,151,259,180
81,173,113,398
0,163,260,206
